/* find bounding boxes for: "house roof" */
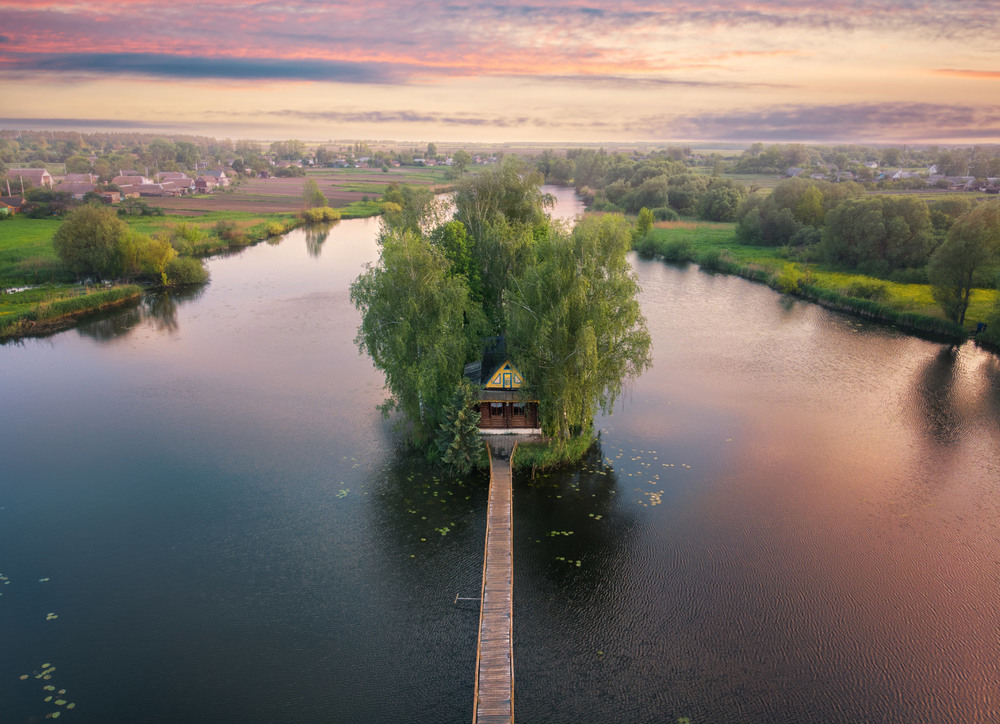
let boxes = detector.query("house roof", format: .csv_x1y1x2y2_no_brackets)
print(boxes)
7,169,52,185
63,173,96,183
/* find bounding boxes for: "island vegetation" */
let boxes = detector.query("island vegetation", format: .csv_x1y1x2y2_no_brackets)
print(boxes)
350,158,652,470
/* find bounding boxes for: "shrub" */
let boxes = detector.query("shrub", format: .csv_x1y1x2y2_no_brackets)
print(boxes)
215,219,249,246
264,221,286,237
844,279,890,302
301,206,341,223
163,257,210,286
698,248,727,270
652,207,679,221
660,238,695,263
168,222,206,255
774,263,802,294
634,235,660,257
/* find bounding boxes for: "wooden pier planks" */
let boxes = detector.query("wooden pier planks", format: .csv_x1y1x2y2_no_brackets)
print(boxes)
472,444,515,724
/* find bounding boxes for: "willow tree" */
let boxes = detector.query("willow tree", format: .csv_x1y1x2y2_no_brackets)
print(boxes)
506,214,652,439
350,230,482,444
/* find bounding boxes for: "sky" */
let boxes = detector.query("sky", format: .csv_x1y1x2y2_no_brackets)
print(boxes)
1,0,999,145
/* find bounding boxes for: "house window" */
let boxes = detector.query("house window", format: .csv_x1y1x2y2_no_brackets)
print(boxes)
512,403,526,417
490,402,504,418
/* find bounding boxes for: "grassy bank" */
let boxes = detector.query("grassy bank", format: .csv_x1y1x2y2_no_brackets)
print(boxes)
636,221,997,343
511,433,596,474
1,284,143,340
0,209,330,339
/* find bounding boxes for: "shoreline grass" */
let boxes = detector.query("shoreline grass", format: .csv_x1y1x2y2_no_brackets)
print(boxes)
635,221,996,343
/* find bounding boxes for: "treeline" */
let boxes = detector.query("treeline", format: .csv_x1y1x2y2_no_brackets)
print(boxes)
49,205,210,287
662,175,1000,331
536,148,747,221
732,143,1000,180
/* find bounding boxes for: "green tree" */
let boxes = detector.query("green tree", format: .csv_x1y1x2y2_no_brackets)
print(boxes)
928,203,1000,325
426,142,437,159
118,231,176,281
65,155,92,174
53,204,131,279
697,180,746,222
823,196,932,273
452,149,472,175
435,378,486,473
635,207,655,238
506,214,652,439
380,184,442,237
302,178,327,208
350,230,481,444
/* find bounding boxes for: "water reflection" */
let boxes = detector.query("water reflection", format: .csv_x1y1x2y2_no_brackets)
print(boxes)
303,221,339,257
909,346,962,447
75,285,206,342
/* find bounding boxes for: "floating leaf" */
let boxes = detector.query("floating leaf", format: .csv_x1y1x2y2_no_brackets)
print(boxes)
66,703,75,709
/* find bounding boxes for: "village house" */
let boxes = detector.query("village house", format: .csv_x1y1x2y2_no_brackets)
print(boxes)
62,173,98,184
202,169,230,187
195,175,218,193
6,168,54,190
464,337,539,431
0,195,25,215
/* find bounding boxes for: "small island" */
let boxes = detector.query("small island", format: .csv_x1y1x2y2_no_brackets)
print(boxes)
350,157,653,469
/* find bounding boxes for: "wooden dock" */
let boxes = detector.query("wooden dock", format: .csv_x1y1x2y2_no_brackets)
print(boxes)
472,440,516,724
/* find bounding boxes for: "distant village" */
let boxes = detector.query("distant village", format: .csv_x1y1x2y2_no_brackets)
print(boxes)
0,136,498,216
784,161,999,193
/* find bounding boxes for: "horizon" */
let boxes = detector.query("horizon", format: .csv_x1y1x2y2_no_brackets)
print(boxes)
2,1,999,145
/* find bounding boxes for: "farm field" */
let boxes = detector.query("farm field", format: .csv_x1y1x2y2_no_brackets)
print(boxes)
151,166,453,215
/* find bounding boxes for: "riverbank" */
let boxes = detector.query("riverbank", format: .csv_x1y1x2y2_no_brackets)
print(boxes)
635,220,997,349
0,206,370,341
0,284,144,340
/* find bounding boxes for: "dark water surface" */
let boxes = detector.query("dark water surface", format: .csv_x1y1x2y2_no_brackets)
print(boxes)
2,190,999,723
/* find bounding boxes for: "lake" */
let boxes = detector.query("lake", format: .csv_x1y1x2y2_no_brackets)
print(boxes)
2,188,998,723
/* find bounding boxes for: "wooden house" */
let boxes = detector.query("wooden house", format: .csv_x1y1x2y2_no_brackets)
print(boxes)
465,337,539,431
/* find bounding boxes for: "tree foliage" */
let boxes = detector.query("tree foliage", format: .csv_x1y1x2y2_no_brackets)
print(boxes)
350,230,482,445
822,196,932,274
435,378,487,474
302,178,327,208
53,204,132,279
353,160,652,456
506,215,652,438
928,202,1000,325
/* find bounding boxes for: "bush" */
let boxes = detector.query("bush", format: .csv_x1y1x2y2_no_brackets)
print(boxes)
698,248,729,270
163,257,210,286
300,206,341,223
214,219,249,246
652,207,679,221
844,279,890,302
117,198,164,217
660,238,695,263
168,222,206,255
634,235,660,257
774,263,803,294
264,221,287,237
